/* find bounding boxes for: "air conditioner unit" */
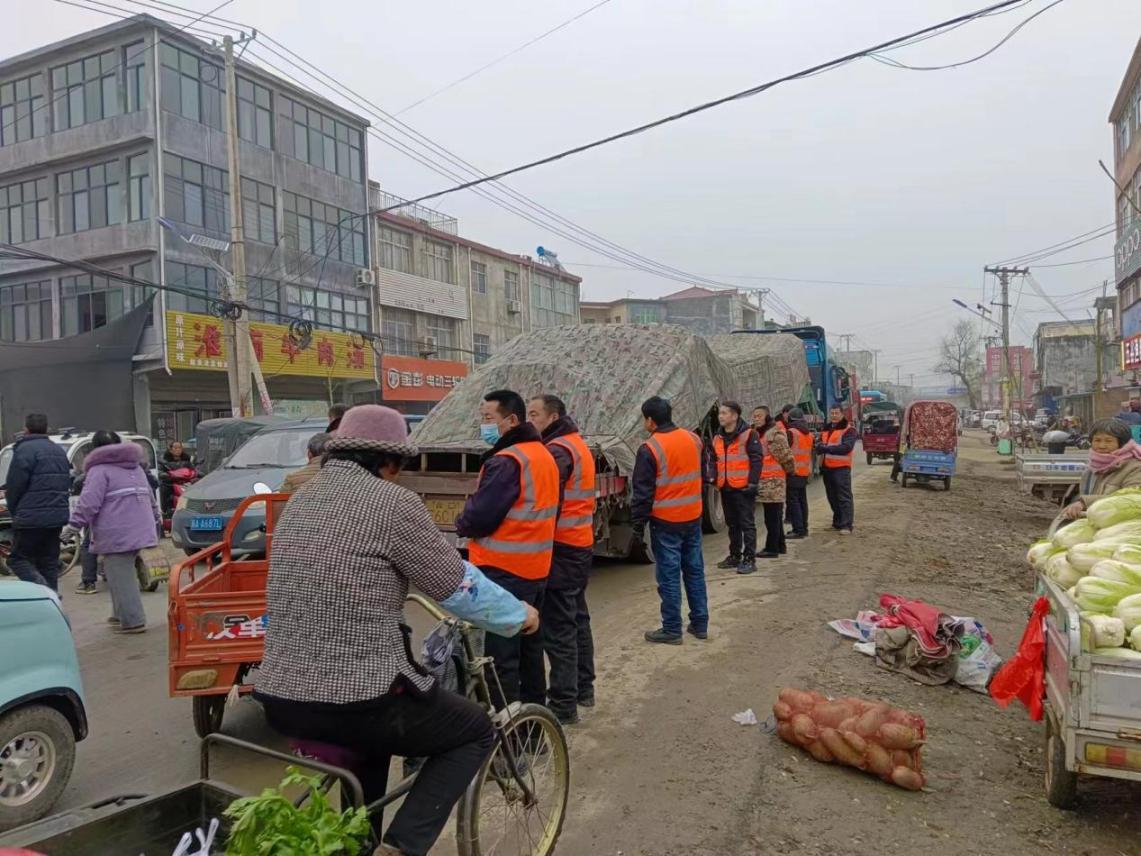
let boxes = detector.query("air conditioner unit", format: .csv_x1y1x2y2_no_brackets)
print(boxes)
507,299,522,314
355,268,376,287
419,335,438,354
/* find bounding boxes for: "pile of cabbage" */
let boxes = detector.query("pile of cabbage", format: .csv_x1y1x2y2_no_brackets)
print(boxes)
1027,489,1141,658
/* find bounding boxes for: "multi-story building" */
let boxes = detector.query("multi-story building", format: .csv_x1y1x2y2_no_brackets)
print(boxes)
983,345,1034,411
580,297,666,325
0,15,373,443
1034,318,1123,399
579,286,761,336
1112,37,1141,358
371,186,583,413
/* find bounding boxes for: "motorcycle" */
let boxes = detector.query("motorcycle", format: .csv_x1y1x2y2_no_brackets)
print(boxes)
161,464,200,532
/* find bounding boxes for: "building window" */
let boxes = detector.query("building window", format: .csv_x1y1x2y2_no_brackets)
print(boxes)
629,304,663,324
530,272,577,328
379,226,412,272
245,277,279,322
422,239,453,283
130,259,155,326
278,97,362,181
471,261,487,294
241,177,275,244
1121,119,1132,163
473,333,491,364
0,280,52,341
0,73,47,147
283,191,365,266
128,153,151,222
425,314,456,358
381,307,416,356
159,41,223,130
51,50,119,131
125,42,145,113
163,152,228,234
60,273,137,336
0,177,50,244
165,261,222,315
286,285,370,332
237,77,272,148
504,269,520,301
57,160,122,234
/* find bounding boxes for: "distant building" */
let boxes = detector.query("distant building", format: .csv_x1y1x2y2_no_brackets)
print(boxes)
371,186,582,413
983,345,1034,411
1111,37,1141,361
1034,319,1122,401
580,297,665,325
578,286,761,336
837,350,875,387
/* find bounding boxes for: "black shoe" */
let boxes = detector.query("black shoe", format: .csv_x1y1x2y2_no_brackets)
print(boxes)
755,551,780,559
787,532,807,540
554,709,580,726
686,623,709,640
716,555,741,569
74,582,97,595
644,628,683,645
737,561,757,575
578,694,596,708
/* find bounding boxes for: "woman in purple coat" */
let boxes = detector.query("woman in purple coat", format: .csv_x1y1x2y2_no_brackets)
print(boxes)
66,431,160,633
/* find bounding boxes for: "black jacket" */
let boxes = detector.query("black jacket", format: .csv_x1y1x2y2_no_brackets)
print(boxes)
3,434,71,529
160,451,193,482
542,415,593,590
818,420,858,456
455,422,547,541
712,419,763,489
631,424,704,533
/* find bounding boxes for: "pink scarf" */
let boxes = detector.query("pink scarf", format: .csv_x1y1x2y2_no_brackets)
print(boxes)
1089,439,1141,474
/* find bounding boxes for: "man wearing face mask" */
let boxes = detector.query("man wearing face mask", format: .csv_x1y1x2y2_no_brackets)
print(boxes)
456,389,559,709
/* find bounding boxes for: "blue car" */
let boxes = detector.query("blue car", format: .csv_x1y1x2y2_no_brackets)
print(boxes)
0,581,87,831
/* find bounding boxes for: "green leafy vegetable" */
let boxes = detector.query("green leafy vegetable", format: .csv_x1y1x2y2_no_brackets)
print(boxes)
1086,493,1141,529
1113,592,1141,632
1045,553,1083,588
1027,540,1064,569
1092,519,1141,542
1089,559,1141,587
1052,519,1096,549
1066,541,1133,573
225,767,371,856
1073,577,1141,614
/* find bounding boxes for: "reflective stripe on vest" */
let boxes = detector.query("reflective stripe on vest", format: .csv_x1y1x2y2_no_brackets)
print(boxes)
468,441,559,579
761,430,787,481
790,428,813,477
548,432,597,549
713,428,753,489
823,428,853,469
646,429,703,523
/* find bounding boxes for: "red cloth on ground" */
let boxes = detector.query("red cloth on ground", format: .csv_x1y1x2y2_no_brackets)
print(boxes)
876,594,949,657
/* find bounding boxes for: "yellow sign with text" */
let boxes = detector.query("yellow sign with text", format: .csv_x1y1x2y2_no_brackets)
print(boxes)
164,310,375,380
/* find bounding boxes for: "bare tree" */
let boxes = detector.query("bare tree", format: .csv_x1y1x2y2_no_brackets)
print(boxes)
934,320,983,410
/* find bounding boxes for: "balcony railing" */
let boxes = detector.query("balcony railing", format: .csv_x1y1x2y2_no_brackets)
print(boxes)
370,188,458,235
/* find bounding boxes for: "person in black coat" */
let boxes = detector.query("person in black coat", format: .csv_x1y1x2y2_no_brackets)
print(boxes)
2,414,70,591
816,406,858,534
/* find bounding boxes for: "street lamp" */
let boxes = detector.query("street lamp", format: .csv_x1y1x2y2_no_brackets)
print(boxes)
951,298,1001,329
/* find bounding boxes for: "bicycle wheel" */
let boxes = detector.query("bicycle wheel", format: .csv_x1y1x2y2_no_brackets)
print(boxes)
455,703,569,856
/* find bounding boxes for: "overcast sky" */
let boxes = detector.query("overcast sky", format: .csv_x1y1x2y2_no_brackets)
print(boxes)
6,0,1140,388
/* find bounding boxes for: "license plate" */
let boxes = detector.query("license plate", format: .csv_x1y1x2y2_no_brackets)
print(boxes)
190,516,225,532
424,498,464,527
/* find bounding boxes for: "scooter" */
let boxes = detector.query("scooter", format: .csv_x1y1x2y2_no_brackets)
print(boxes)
162,464,200,532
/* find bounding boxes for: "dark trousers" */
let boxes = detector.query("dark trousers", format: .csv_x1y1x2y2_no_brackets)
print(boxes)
786,475,809,535
575,586,595,702
721,487,757,560
80,532,99,586
761,502,786,554
822,467,854,530
10,527,62,592
541,585,581,719
261,686,495,856
481,566,547,709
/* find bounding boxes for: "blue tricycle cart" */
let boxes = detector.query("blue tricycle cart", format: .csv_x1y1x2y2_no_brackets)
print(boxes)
898,400,959,492
899,449,956,491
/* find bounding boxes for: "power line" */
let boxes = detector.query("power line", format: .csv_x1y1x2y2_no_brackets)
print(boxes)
1030,254,1114,268
395,0,614,115
993,222,1116,265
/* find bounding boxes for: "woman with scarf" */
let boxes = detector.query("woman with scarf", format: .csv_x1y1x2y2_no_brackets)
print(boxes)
750,405,796,558
1061,417,1141,520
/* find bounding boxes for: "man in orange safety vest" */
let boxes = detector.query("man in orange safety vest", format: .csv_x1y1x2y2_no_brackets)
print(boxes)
815,405,858,534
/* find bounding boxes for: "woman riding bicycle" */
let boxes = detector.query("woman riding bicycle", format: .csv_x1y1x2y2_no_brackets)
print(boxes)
254,405,539,856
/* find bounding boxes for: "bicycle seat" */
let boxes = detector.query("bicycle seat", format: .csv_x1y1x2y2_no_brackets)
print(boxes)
288,738,363,771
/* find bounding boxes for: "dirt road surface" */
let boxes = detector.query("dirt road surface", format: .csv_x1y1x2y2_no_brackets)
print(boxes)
45,433,1141,853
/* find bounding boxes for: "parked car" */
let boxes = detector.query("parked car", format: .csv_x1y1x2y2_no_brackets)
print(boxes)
980,410,1002,430
0,580,87,831
171,418,326,555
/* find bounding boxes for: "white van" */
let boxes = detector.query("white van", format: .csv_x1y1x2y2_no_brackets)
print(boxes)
980,410,1002,430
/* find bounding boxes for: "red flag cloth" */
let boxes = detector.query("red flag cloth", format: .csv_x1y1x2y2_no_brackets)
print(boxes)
989,596,1051,721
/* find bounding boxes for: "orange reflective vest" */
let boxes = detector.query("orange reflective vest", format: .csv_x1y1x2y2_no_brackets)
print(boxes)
822,428,854,469
712,428,754,489
761,430,787,481
789,428,813,478
548,432,597,549
468,441,559,579
646,429,704,524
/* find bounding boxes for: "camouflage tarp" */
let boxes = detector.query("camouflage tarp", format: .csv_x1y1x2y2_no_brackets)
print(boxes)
412,324,736,474
707,333,813,414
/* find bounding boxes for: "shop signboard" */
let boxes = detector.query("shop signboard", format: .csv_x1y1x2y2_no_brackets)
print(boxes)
1123,332,1141,371
1117,219,1141,284
381,355,468,402
164,310,376,380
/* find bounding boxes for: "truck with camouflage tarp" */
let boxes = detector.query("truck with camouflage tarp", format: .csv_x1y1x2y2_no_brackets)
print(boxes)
405,324,737,560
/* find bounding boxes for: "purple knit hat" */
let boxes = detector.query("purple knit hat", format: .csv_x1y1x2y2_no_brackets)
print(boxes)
325,405,418,457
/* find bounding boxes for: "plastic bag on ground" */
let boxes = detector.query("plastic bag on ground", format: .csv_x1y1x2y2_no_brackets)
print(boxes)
772,688,927,791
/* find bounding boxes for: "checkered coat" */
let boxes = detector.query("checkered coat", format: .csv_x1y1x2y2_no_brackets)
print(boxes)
256,459,465,703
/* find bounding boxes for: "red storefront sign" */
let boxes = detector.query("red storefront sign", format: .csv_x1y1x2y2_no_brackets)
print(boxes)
381,355,469,401
1123,334,1141,371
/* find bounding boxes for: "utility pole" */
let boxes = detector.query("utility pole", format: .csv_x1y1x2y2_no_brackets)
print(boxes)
836,333,854,352
871,349,881,385
223,35,252,417
984,265,1029,421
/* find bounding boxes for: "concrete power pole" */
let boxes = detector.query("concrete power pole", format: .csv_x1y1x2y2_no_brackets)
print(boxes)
984,266,1028,421
223,35,252,417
